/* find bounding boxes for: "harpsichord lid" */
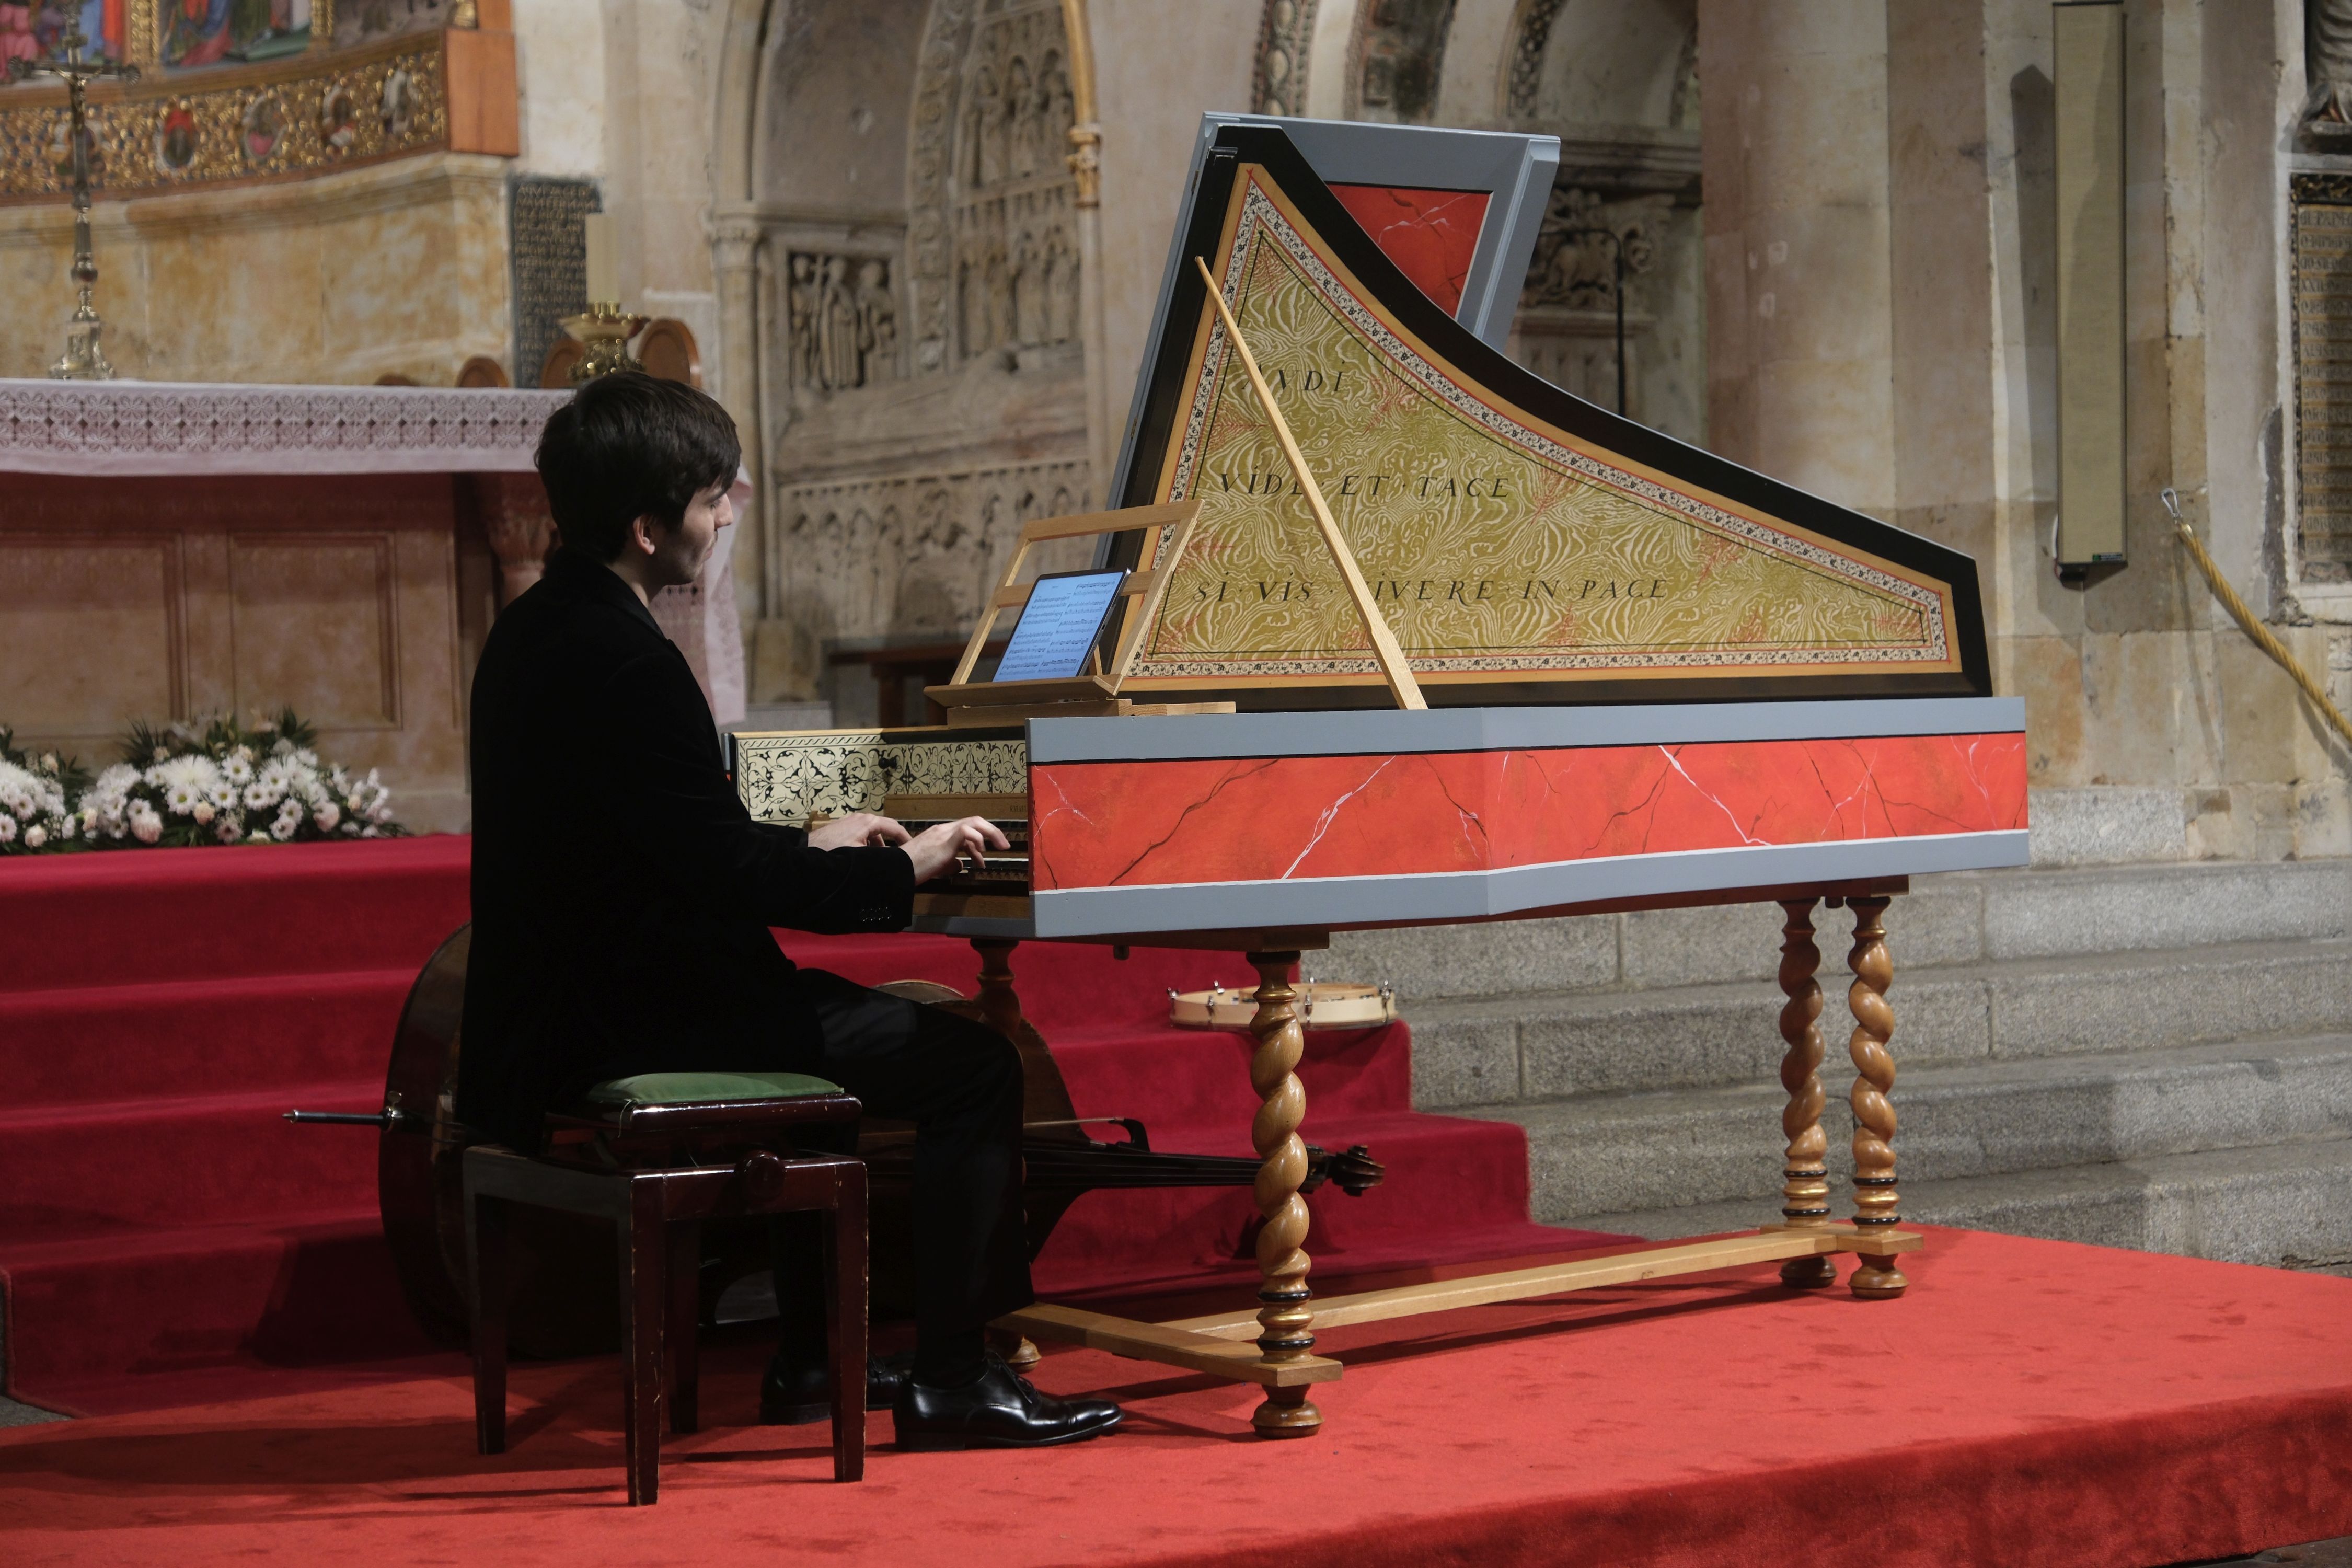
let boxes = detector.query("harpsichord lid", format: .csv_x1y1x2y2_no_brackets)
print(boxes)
1104,123,1990,710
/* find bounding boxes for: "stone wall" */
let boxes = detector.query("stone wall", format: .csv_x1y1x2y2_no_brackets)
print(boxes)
0,152,510,385
1696,0,2351,866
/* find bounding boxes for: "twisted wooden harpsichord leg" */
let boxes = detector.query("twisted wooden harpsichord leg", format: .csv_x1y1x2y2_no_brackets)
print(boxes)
1843,896,1908,1298
1775,898,1838,1288
1245,950,1321,1437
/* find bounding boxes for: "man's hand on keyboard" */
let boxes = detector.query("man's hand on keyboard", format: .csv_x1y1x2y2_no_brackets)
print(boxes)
807,812,910,851
903,816,1012,884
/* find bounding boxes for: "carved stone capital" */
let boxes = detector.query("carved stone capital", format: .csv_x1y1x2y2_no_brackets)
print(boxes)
707,206,767,275
1066,122,1102,207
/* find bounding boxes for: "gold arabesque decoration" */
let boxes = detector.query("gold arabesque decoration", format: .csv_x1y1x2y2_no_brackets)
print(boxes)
0,29,446,205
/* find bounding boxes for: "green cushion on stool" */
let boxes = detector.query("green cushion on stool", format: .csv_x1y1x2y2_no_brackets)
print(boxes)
581,1070,846,1107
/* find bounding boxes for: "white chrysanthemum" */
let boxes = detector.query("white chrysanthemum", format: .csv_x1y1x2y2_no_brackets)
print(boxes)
164,782,200,815
270,815,299,842
24,825,45,849
215,817,242,844
153,755,220,794
293,747,318,769
244,781,283,810
221,755,252,786
0,816,16,844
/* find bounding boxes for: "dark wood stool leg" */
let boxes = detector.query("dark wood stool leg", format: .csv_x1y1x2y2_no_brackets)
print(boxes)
619,1177,666,1506
466,1186,509,1456
667,1219,701,1436
827,1163,869,1482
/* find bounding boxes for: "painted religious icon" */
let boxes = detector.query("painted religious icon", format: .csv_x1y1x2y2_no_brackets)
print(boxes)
160,0,234,66
43,108,104,182
336,0,442,47
1,4,41,66
29,1,123,61
154,99,198,174
378,65,413,139
240,91,284,164
316,81,356,153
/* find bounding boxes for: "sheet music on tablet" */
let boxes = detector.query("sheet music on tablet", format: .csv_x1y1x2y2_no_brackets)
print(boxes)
992,569,1128,682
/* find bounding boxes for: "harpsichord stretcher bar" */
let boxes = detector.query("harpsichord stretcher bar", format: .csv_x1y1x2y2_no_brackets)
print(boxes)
729,119,2027,1437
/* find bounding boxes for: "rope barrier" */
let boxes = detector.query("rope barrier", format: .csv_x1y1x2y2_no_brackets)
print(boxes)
2159,487,2352,749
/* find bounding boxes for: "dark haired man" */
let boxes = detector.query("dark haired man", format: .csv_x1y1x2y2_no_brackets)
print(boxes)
458,373,1121,1450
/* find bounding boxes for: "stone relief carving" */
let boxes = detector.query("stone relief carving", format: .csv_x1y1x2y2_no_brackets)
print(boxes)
786,252,900,393
1350,0,1455,124
1506,0,1567,119
906,0,1078,373
950,0,1078,364
1253,0,1319,117
766,458,1092,696
1519,186,1657,309
2311,0,2352,134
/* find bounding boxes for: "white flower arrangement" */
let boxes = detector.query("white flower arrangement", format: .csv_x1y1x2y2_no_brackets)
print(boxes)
0,728,80,855
62,710,403,852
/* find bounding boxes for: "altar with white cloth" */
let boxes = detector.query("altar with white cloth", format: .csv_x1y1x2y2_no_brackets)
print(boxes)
0,378,747,832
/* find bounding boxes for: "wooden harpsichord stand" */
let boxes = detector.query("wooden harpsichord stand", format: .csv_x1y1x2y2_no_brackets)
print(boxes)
731,122,2025,1438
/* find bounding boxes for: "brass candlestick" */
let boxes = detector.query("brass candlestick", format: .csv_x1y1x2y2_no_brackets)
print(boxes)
560,302,649,383
9,20,140,380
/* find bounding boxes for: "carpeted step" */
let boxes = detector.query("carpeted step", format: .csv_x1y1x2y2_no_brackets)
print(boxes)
0,837,470,994
0,1081,380,1237
1406,938,2352,1110
0,1209,434,1402
1030,1109,1538,1287
1480,1033,2352,1221
0,971,415,1108
1553,1136,2352,1271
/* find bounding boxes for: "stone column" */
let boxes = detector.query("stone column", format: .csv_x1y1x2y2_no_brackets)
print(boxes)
709,204,769,690
1697,0,1897,518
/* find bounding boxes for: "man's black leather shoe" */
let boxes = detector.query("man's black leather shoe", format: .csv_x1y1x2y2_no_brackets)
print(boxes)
761,1351,914,1424
892,1352,1124,1450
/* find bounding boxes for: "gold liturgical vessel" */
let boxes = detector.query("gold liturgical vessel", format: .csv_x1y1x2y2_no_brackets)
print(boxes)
564,214,648,383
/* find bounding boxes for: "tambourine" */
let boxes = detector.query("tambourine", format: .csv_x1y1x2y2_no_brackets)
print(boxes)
1168,980,1397,1031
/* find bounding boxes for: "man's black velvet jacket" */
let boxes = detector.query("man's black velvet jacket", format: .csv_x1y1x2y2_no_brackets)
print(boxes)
456,546,913,1151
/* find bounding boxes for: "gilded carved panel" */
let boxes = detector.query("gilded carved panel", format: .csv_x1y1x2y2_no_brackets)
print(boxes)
734,731,1026,825
0,28,443,203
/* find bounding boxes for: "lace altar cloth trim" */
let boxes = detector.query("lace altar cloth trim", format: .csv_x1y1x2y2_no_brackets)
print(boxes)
0,379,572,476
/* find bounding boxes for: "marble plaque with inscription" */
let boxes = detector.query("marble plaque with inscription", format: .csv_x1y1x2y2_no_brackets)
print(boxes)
1113,130,1988,704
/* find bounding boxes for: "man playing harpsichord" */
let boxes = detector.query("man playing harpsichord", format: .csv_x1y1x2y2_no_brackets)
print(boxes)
456,373,1123,1450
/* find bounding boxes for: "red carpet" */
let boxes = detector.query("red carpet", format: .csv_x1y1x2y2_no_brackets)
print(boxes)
0,837,1591,1415
3,1228,2348,1568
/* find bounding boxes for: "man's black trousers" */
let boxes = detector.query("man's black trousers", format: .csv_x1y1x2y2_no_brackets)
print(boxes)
563,965,1031,1385
768,968,1032,1384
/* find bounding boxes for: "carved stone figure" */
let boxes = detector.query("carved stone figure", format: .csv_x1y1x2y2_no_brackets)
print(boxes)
788,253,821,389
2310,0,2352,134
856,259,897,378
1520,186,1655,310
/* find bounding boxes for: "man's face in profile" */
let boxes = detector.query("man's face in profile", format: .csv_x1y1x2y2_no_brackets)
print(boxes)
643,482,733,589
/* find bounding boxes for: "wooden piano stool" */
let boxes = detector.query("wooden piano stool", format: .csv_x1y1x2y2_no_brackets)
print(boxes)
985,884,1923,1440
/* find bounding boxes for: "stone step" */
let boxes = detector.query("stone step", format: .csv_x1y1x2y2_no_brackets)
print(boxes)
1329,857,2351,1005
1469,1034,2352,1220
1407,938,2352,1109
1537,1138,2352,1272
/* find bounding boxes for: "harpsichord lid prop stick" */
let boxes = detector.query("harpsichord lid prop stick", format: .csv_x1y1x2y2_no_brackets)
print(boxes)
1192,254,1427,711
